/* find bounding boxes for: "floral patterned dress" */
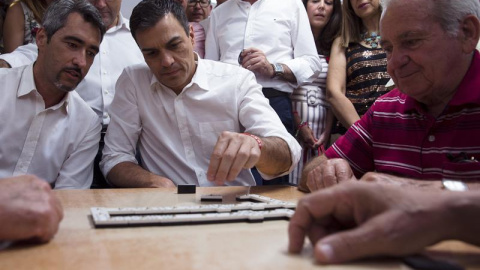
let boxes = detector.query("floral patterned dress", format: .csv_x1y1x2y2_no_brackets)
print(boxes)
20,2,40,45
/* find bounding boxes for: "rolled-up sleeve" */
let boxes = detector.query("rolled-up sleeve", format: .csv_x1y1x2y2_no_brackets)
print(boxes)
237,71,301,179
100,69,142,177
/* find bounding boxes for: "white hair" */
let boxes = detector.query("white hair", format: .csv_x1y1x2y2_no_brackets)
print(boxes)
381,0,480,36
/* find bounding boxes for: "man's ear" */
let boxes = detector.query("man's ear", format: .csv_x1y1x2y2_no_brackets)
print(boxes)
36,28,48,48
189,23,195,46
459,15,480,53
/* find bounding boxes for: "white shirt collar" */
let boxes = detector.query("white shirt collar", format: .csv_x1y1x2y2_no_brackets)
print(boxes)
108,12,130,33
17,63,70,112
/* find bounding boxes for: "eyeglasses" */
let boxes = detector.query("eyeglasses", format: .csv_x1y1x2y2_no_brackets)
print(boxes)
89,0,115,4
187,0,210,7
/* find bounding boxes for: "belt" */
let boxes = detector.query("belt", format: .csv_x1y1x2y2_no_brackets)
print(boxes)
262,88,289,98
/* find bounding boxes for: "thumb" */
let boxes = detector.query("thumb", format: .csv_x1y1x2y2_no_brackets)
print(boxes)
313,218,388,263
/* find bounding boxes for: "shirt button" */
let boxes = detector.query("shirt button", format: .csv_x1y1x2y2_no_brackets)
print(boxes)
103,113,109,119
428,135,435,142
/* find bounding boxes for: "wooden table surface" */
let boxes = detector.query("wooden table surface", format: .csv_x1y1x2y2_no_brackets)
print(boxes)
1,186,479,270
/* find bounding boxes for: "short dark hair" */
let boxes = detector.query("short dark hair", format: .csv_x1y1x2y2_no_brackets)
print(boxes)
130,0,189,41
42,0,106,42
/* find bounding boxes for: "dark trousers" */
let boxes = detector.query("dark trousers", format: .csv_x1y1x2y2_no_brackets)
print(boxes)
252,88,294,186
91,125,110,189
91,125,143,189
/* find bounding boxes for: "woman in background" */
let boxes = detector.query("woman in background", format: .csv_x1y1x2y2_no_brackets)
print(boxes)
327,0,390,139
289,0,341,185
3,0,51,53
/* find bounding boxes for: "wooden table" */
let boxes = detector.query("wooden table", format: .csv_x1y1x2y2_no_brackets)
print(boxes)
1,186,479,270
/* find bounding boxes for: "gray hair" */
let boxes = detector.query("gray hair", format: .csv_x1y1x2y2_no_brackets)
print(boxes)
382,0,480,36
42,0,106,42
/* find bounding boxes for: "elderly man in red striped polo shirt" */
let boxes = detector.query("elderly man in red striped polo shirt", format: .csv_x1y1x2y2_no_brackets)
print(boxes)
302,0,480,191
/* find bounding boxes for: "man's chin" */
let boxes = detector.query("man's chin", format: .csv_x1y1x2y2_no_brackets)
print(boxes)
102,15,115,28
54,82,78,93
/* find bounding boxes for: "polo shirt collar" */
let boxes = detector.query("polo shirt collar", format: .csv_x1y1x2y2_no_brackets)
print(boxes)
448,50,480,107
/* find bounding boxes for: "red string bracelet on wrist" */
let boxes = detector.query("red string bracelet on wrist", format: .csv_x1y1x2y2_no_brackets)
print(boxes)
242,133,262,150
295,121,309,137
297,121,308,130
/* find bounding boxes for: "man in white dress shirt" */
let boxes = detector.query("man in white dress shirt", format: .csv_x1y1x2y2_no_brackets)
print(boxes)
100,0,301,188
0,0,105,189
0,0,144,188
204,0,322,185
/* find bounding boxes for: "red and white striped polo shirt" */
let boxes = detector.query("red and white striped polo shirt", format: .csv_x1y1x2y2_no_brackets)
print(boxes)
326,51,480,180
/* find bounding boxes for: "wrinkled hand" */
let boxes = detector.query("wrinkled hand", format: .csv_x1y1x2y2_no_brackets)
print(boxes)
288,181,450,264
0,175,63,242
207,131,261,185
239,48,274,77
306,158,356,191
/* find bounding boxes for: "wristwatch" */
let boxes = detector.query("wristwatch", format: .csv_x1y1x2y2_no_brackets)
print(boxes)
271,63,284,79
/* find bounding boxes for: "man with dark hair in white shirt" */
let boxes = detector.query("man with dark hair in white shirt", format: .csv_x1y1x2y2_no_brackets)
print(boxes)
100,0,301,188
0,0,105,189
205,0,322,185
0,0,145,188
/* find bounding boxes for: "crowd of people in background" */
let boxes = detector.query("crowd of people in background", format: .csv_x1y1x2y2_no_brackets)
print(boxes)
1,0,480,265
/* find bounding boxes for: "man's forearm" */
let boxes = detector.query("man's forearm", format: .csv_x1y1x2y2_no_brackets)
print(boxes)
106,162,173,188
281,64,297,83
255,137,292,176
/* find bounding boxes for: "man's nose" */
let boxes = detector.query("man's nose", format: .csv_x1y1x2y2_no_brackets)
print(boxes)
387,48,409,71
91,0,107,8
72,51,88,69
160,52,175,68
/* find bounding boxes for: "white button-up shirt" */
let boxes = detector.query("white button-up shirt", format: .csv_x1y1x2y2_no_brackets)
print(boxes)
101,58,301,186
0,14,144,125
0,64,101,189
204,0,321,93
